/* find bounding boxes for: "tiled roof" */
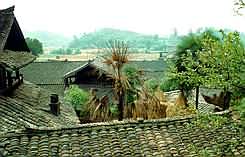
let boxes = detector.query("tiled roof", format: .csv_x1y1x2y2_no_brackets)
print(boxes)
64,58,166,79
91,57,166,74
128,60,167,72
0,50,35,70
22,60,166,85
0,115,243,157
0,6,14,50
21,61,87,85
22,60,165,95
0,81,79,133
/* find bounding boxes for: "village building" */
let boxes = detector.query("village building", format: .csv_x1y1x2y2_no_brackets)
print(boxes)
0,6,244,157
22,58,166,96
0,6,79,133
21,60,87,95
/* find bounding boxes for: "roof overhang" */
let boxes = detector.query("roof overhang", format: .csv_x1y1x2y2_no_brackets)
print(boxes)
0,6,15,51
63,62,91,78
0,50,36,71
63,59,111,80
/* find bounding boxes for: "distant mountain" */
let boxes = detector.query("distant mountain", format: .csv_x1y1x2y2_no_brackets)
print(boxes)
24,31,72,48
68,28,179,51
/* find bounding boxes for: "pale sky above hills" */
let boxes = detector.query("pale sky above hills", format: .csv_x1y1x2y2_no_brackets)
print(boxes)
1,0,245,36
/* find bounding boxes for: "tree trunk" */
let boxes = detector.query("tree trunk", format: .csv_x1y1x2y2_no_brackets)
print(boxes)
180,88,188,107
195,86,199,110
118,92,125,121
223,91,231,110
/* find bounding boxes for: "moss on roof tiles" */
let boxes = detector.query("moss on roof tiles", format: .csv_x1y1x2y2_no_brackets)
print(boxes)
0,81,79,133
0,50,35,70
21,61,87,85
22,60,166,85
0,114,244,156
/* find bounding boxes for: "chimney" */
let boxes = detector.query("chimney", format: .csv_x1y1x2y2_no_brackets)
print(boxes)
49,94,60,116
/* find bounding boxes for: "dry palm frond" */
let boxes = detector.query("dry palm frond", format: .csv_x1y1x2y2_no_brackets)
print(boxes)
103,58,113,65
175,92,188,107
93,95,111,121
86,91,111,122
133,87,167,119
102,40,130,120
166,92,196,117
154,88,167,103
166,103,196,117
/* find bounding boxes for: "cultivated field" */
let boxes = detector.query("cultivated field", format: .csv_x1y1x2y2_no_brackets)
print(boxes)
37,53,161,61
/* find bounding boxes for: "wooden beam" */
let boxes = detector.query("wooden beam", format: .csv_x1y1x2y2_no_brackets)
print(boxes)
16,70,20,80
0,67,7,89
7,71,12,87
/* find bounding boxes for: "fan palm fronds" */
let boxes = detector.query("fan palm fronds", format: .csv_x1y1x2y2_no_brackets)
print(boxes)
103,40,130,121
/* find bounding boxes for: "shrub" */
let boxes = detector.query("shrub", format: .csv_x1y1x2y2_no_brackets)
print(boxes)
64,85,89,114
110,103,119,118
160,78,179,92
234,98,245,121
144,79,158,92
123,65,141,105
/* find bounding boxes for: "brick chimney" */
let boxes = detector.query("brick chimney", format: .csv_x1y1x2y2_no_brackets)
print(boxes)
49,94,60,116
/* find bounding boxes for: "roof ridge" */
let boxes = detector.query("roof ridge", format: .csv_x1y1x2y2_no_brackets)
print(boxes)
33,60,86,63
0,6,15,14
0,110,230,137
14,115,195,133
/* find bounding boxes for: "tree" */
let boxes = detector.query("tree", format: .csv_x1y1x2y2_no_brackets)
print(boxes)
173,32,203,106
173,30,245,110
199,31,245,109
25,37,43,56
172,29,222,108
234,0,245,15
103,40,130,120
123,65,141,105
64,85,90,117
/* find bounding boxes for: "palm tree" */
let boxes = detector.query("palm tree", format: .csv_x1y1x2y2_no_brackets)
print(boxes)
103,40,130,120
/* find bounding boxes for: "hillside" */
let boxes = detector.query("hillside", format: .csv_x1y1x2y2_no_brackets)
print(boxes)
69,28,179,51
24,31,72,48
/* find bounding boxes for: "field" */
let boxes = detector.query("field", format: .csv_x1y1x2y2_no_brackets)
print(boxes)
37,53,161,61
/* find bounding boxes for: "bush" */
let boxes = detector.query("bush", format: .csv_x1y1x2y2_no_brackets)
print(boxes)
123,65,140,86
234,98,245,119
64,85,89,113
144,79,158,92
160,78,179,92
123,65,141,105
110,103,119,118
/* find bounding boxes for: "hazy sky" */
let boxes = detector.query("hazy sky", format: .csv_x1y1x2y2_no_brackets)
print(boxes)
1,0,245,36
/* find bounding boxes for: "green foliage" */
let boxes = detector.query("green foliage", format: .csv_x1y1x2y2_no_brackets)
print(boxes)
234,0,245,15
64,85,89,112
186,114,229,129
123,65,144,105
160,78,179,92
123,65,141,87
234,98,245,127
109,103,119,118
144,79,158,92
68,28,179,51
103,40,130,120
197,31,245,99
173,29,220,93
186,113,242,157
172,29,245,108
25,31,71,48
50,48,78,55
25,37,43,56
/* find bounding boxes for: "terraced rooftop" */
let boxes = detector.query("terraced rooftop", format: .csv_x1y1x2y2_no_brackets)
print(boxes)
0,114,244,157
